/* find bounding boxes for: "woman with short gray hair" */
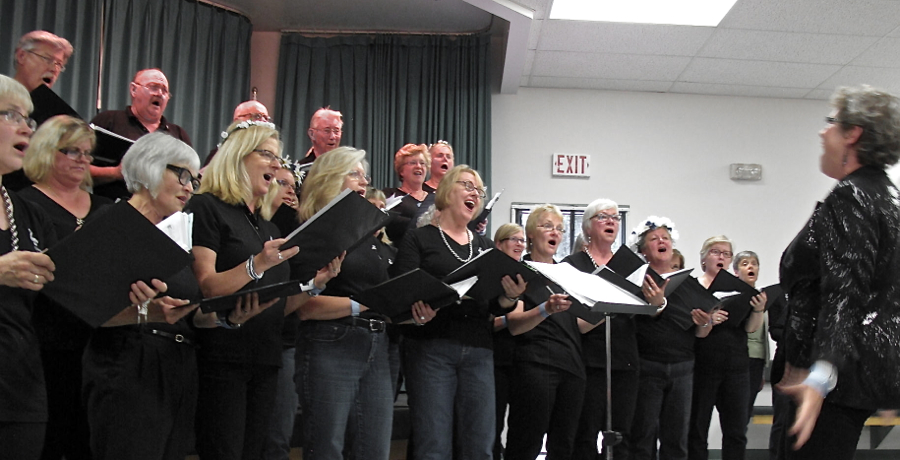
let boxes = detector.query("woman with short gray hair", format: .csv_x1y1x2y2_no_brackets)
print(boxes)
82,132,221,460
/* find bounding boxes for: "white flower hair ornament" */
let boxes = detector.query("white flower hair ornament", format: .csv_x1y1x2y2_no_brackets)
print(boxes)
626,215,680,251
218,120,277,147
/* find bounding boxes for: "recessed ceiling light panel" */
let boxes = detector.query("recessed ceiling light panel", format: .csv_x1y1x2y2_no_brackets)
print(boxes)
549,0,739,27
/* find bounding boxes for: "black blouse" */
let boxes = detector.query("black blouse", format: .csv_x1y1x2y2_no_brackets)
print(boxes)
18,187,112,350
391,224,497,349
781,166,900,410
562,251,639,371
0,191,55,422
187,193,289,367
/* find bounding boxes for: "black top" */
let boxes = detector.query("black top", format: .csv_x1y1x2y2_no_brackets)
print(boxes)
392,224,498,349
19,187,113,350
781,166,900,410
187,193,289,367
0,190,55,422
635,277,702,364
513,254,584,378
270,204,301,348
313,234,391,321
562,251,639,371
382,186,435,244
693,306,749,371
90,107,192,201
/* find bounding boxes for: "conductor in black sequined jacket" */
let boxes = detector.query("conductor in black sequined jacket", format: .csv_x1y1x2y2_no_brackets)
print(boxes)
779,85,900,460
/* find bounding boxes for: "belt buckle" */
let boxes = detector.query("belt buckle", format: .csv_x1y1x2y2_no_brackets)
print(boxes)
368,319,385,333
174,334,185,343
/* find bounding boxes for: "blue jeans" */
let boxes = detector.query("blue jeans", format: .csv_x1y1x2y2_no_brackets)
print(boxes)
262,347,298,460
298,320,393,460
403,337,495,460
630,359,693,460
687,365,749,460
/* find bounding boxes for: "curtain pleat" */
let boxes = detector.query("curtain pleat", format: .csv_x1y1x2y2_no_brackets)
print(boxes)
100,0,252,159
0,0,102,119
275,33,492,191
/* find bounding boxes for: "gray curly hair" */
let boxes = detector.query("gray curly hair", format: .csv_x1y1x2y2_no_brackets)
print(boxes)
831,85,900,169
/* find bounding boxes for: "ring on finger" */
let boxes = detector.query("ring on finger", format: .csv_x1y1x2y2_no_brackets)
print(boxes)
277,252,283,260
34,274,40,284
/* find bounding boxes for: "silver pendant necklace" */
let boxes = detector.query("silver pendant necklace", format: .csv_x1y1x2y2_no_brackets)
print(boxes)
2,186,19,251
583,247,600,268
438,224,473,263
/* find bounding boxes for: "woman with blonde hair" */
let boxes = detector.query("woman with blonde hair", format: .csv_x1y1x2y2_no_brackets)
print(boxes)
296,147,413,460
424,140,454,192
19,115,111,460
393,165,527,460
383,143,434,243
188,119,305,460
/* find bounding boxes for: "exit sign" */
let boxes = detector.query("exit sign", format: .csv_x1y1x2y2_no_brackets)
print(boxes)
552,153,590,177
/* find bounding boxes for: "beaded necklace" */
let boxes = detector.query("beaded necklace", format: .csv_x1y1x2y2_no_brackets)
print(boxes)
1,186,19,251
438,224,473,263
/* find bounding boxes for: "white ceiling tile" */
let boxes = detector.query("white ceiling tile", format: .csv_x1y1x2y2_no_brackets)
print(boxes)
538,21,714,55
532,51,692,80
670,82,812,98
719,0,900,35
699,29,878,65
849,37,900,67
816,66,900,93
527,76,673,92
507,0,550,20
679,58,841,88
528,19,543,50
524,50,536,74
804,89,835,100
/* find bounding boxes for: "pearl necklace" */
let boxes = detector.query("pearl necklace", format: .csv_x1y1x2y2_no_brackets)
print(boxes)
438,224,473,263
1,186,19,251
583,247,601,268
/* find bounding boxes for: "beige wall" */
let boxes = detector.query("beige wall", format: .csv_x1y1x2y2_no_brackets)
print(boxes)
250,31,281,114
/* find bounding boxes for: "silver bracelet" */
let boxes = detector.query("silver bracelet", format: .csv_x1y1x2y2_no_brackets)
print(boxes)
246,256,263,281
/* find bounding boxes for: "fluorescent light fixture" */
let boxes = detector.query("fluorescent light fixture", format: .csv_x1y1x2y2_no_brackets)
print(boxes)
549,0,739,27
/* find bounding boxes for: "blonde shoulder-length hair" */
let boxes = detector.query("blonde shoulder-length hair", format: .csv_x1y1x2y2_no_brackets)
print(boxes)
434,165,485,218
24,115,95,189
199,121,281,207
298,146,367,222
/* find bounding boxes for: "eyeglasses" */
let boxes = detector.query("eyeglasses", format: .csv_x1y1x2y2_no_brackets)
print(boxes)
58,148,93,161
502,237,526,245
252,149,282,165
238,113,270,122
347,170,371,183
405,160,427,167
455,180,486,198
166,164,201,191
26,49,66,72
591,213,621,223
313,128,342,136
0,110,37,130
133,82,170,97
708,249,733,258
538,223,565,233
275,179,296,190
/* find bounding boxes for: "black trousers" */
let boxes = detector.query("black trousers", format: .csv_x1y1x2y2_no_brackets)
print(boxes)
493,363,513,460
782,399,873,460
687,365,749,460
505,361,586,460
40,348,92,460
573,367,639,460
0,422,46,460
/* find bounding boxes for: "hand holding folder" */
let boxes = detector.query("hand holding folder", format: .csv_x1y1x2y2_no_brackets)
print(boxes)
353,269,478,322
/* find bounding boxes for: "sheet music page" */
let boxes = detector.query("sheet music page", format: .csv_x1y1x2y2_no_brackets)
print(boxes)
526,261,646,306
156,211,193,252
449,276,478,299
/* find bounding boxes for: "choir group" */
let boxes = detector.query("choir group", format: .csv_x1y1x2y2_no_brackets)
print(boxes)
3,29,900,460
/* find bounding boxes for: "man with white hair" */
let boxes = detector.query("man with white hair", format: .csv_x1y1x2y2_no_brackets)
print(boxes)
202,100,270,167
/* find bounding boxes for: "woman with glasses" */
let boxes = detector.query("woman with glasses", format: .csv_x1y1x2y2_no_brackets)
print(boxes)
626,217,712,460
423,141,454,192
0,74,57,459
295,147,408,460
383,143,435,244
188,120,306,460
81,132,222,460
491,223,525,459
506,204,599,460
18,115,111,460
567,199,665,460
393,165,527,460
687,236,765,460
777,86,900,460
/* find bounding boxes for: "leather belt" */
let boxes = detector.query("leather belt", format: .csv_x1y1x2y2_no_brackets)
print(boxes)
337,316,386,333
146,328,194,346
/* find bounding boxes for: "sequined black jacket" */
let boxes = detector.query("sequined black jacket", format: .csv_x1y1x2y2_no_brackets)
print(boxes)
780,166,900,410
